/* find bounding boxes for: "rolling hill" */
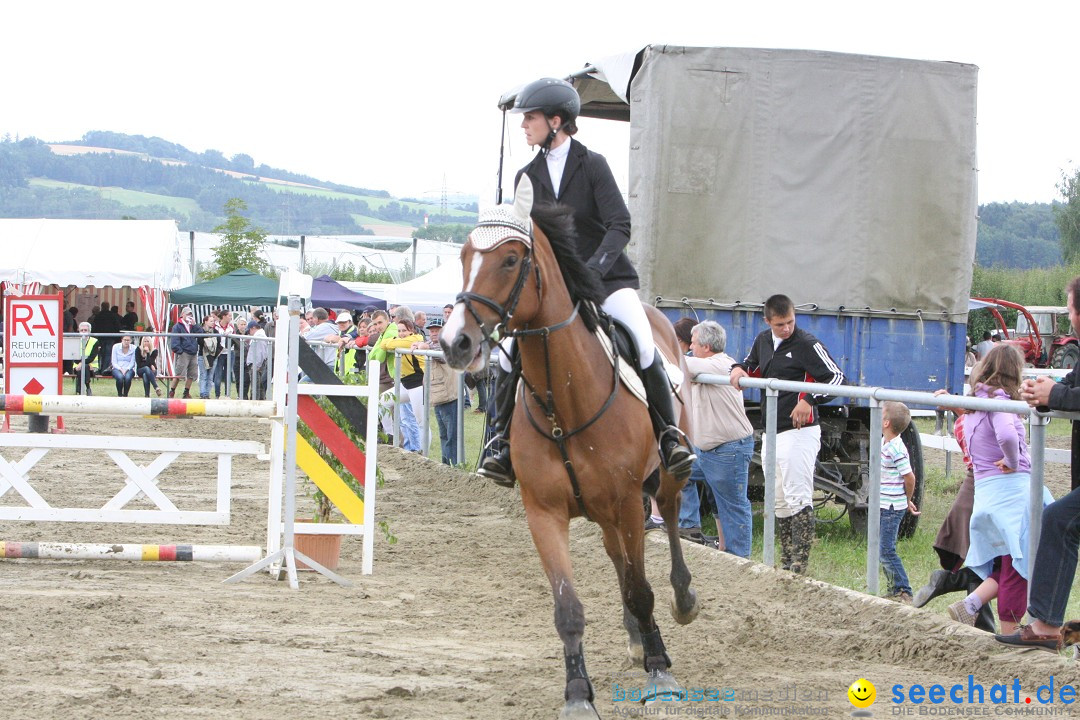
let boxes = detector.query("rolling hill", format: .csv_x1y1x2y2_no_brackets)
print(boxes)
0,132,477,236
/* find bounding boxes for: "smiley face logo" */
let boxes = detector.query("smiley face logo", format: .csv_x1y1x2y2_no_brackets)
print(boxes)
848,678,876,709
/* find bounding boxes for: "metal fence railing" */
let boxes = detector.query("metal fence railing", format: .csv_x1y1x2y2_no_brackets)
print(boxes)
63,331,276,401
694,371,1074,595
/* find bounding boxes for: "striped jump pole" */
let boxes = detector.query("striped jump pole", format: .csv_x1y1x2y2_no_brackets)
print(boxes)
0,394,276,418
0,541,261,563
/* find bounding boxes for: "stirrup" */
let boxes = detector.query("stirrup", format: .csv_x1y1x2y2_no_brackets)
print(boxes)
478,437,515,487
658,426,696,479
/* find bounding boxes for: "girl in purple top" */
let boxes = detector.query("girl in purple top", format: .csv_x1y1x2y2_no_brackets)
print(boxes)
948,345,1051,634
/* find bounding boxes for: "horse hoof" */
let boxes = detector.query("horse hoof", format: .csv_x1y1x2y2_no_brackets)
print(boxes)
642,669,683,704
560,698,600,719
670,588,700,625
627,641,644,665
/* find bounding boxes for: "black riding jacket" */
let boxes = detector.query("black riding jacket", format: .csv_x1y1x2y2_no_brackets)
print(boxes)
735,326,845,434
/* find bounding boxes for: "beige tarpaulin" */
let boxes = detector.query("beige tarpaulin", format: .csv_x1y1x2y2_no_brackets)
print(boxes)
572,46,979,320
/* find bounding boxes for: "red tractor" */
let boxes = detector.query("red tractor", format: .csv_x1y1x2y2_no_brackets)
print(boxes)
974,298,1079,368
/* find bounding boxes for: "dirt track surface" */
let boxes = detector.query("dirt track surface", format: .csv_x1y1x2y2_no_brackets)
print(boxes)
2,416,1079,720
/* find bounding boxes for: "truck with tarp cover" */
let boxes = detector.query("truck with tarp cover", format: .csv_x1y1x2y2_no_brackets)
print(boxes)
502,45,979,536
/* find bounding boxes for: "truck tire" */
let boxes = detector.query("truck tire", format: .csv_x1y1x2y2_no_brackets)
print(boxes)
848,504,867,537
1052,344,1080,370
897,423,924,539
847,425,924,539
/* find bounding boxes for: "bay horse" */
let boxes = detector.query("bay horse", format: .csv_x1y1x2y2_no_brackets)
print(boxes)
440,177,700,719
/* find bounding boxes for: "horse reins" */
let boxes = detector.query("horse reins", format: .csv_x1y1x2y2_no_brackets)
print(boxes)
456,245,621,521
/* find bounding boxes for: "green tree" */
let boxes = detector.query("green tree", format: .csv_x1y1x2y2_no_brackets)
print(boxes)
208,198,270,278
1055,168,1080,263
412,223,473,244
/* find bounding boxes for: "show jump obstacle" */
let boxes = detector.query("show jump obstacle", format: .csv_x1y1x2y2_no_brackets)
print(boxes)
0,274,380,591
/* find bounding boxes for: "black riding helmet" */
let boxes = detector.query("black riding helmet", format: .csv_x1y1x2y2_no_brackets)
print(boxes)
511,77,581,120
510,78,581,154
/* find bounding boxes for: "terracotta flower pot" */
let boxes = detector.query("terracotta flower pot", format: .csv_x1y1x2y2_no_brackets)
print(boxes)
293,523,343,571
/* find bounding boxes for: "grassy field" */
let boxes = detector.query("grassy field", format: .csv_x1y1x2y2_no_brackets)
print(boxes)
261,183,474,219
29,178,201,215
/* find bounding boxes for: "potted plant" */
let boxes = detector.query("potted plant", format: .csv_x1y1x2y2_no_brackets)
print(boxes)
294,376,390,570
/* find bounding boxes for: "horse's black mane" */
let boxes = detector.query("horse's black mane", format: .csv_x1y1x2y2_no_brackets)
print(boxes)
530,203,607,333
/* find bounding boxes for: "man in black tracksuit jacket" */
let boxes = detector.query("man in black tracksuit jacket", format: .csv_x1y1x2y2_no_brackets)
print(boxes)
730,294,845,574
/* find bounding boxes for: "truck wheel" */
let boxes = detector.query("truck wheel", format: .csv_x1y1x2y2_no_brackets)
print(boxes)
1052,344,1080,370
897,424,924,539
848,505,867,537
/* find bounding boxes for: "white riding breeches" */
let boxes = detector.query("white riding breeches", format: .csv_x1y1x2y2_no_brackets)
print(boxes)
498,287,656,371
602,288,656,368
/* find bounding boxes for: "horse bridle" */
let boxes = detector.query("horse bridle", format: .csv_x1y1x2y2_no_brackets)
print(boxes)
455,240,622,520
455,242,540,343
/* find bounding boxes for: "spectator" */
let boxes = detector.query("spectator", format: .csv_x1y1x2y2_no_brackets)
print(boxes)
245,320,269,401
213,309,234,398
730,294,845,574
665,315,700,534
265,309,277,338
912,393,998,631
443,304,453,323
198,314,220,399
422,317,460,464
948,344,1049,634
382,318,427,451
974,330,994,361
231,313,251,395
414,311,428,341
1000,276,1080,650
94,301,122,374
121,301,139,332
878,401,919,602
333,309,359,376
366,309,420,449
135,336,162,398
672,317,695,352
64,306,78,333
168,307,199,399
62,306,77,374
110,335,136,397
303,308,340,370
677,321,755,555
73,321,100,395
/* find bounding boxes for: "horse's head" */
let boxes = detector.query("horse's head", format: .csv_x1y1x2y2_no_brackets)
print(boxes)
441,177,539,371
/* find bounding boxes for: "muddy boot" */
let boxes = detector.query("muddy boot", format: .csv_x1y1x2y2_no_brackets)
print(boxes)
913,567,979,608
641,351,695,480
478,365,519,487
788,507,815,575
776,515,794,571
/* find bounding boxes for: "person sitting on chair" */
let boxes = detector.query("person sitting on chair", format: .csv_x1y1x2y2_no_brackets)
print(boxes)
479,77,695,486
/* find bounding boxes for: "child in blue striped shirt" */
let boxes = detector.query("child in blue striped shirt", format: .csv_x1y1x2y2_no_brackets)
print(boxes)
880,401,920,602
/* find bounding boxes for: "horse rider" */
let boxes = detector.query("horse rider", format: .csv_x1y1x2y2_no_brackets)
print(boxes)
480,77,696,486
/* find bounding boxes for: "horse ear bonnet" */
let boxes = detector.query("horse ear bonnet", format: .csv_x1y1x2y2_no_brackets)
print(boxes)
468,175,534,252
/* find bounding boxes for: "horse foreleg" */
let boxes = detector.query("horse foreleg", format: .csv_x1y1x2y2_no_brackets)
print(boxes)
654,469,700,624
525,507,599,720
600,511,683,702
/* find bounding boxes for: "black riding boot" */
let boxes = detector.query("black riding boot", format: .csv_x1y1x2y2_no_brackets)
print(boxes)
478,365,519,487
641,351,696,480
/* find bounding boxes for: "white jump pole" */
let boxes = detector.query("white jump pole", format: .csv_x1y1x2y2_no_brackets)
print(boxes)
0,541,261,563
0,395,275,418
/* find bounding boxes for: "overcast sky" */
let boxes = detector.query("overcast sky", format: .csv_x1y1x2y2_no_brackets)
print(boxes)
4,1,1079,207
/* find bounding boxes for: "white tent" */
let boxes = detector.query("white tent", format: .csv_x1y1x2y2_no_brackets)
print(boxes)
339,258,463,310
0,219,189,290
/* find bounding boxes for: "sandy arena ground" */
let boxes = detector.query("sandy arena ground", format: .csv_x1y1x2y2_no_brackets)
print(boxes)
2,415,1078,720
